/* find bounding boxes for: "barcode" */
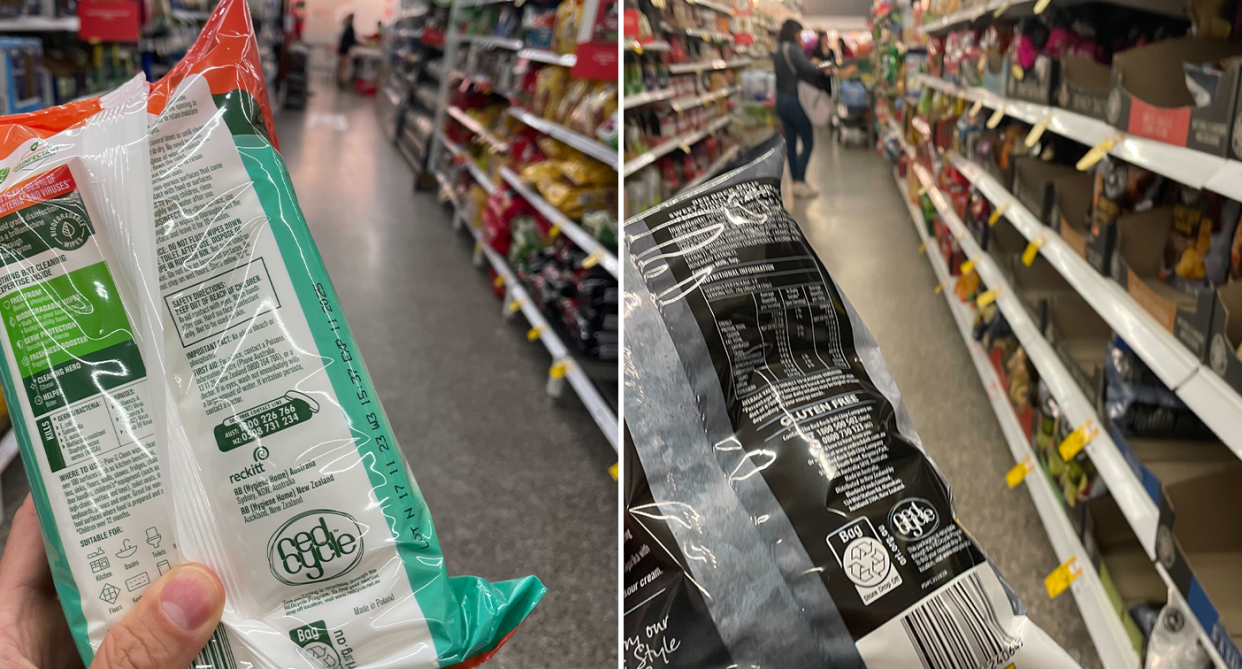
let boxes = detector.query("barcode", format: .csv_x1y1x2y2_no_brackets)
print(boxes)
902,573,1022,669
190,624,237,669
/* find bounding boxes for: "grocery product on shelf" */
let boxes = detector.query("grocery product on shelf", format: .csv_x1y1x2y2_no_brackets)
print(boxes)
625,137,1083,669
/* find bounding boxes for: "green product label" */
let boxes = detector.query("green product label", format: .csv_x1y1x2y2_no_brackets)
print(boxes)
0,189,94,266
0,262,144,417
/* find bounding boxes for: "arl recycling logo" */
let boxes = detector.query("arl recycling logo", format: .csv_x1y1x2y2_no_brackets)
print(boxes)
290,621,343,668
267,510,364,585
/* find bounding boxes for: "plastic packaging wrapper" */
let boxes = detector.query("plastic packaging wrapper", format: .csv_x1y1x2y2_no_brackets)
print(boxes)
0,76,169,661
622,136,1082,668
139,0,544,665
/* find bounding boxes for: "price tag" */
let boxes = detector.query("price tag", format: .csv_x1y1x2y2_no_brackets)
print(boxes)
583,250,604,269
918,241,927,254
960,258,976,274
493,275,505,288
988,201,1011,226
993,0,1013,17
1011,63,1025,81
1058,420,1099,461
1006,456,1036,488
506,299,522,314
527,325,545,341
1025,114,1053,147
1023,233,1048,266
474,241,483,254
969,98,984,117
976,289,998,308
549,360,570,378
1076,132,1124,171
934,279,948,294
1044,557,1082,599
680,143,692,153
986,104,1007,129
549,225,561,239
1034,0,1052,13
609,463,619,480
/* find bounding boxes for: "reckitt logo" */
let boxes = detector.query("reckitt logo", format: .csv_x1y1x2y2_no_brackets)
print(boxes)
267,510,364,585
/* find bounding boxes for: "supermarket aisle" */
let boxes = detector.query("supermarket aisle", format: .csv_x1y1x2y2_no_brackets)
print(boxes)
274,84,618,666
792,130,1103,669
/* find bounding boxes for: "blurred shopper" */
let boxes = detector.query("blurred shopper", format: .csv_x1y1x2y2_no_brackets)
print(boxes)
774,19,833,198
811,31,833,64
337,13,358,88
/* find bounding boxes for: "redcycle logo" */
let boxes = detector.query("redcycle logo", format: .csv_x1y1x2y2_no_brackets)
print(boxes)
888,497,939,542
267,510,364,585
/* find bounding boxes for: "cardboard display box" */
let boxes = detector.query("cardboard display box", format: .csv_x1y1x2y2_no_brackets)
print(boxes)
1010,254,1072,333
1012,156,1082,226
1056,56,1112,122
1158,467,1242,655
1006,54,1057,105
1108,208,1215,359
988,217,1029,269
1206,281,1242,393
1106,37,1242,157
1051,174,1096,262
1081,494,1162,655
1045,292,1112,407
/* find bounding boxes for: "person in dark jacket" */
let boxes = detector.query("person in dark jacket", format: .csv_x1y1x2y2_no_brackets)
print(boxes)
337,13,357,88
774,19,832,197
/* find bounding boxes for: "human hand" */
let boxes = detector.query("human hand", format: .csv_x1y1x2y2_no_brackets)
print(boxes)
0,494,225,669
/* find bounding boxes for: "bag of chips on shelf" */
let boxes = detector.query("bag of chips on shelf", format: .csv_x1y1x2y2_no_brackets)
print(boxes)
144,0,544,666
623,136,1082,668
0,75,171,662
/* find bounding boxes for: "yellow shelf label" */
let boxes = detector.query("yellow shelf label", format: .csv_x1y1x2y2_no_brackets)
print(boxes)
1058,420,1099,461
493,275,506,288
527,326,545,341
993,0,1013,16
609,463,619,480
1011,63,1024,81
548,225,561,239
1022,234,1048,266
1006,457,1036,488
969,98,984,117
986,104,1007,129
1025,114,1053,147
934,279,947,294
988,201,1010,227
1076,132,1124,171
976,289,998,307
960,259,976,274
583,250,604,269
1045,557,1082,599
918,241,927,254
506,299,522,314
550,360,570,378
1034,0,1052,12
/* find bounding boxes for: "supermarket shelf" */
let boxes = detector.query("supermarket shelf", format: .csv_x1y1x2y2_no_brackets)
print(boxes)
519,49,576,67
439,132,464,159
662,23,733,43
446,106,509,153
499,167,618,278
626,39,671,53
622,114,732,176
895,170,1141,669
919,0,1032,33
439,131,497,193
434,171,460,208
506,107,618,167
623,87,677,110
0,15,79,30
458,208,619,452
667,58,752,75
686,0,735,15
458,34,524,50
910,162,1236,669
670,86,739,113
946,152,1242,460
676,144,741,195
916,74,1242,201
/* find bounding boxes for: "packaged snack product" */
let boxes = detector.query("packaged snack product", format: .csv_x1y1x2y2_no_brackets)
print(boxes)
623,137,1081,668
144,0,544,666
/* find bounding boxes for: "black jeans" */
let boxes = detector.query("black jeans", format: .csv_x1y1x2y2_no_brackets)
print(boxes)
776,91,813,182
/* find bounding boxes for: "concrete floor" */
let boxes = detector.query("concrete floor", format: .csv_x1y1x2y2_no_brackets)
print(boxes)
792,129,1103,669
0,82,618,668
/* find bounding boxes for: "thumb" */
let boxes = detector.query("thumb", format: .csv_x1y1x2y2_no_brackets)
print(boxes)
89,564,224,669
